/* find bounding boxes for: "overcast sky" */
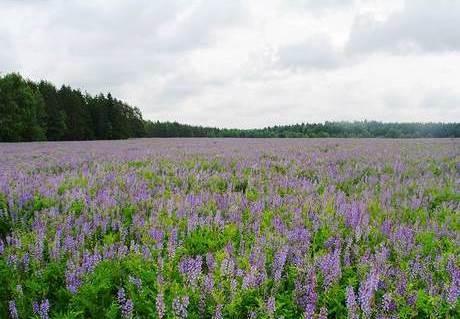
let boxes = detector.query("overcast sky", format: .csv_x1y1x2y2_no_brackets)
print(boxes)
1,0,459,128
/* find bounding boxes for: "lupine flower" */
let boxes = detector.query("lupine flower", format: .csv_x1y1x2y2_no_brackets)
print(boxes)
179,256,202,288
206,252,215,271
155,292,165,319
346,286,359,319
8,300,18,319
318,307,328,319
359,269,380,317
117,288,134,319
266,296,275,316
213,304,223,319
172,295,190,319
319,248,341,288
295,269,317,319
272,245,289,282
381,293,396,313
128,275,142,290
33,299,50,319
446,257,459,305
0,137,457,319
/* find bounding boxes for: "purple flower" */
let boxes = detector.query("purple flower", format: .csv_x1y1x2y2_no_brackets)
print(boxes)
359,269,380,317
206,252,215,271
156,292,165,319
381,293,396,313
295,269,317,319
319,248,341,288
318,307,328,319
172,295,190,319
266,296,275,316
179,256,202,288
213,304,223,319
344,201,369,237
346,286,359,319
446,257,459,305
129,275,142,290
8,300,18,319
272,245,289,282
220,257,235,277
117,288,134,319
33,299,50,319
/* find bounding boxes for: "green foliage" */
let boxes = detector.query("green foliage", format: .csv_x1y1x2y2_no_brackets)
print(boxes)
184,225,239,256
72,261,122,318
1,73,458,141
207,175,228,193
0,73,46,141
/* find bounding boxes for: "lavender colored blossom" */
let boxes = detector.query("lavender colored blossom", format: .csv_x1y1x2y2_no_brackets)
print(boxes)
33,299,50,319
117,288,134,319
381,293,396,313
0,139,457,318
128,275,142,290
155,292,165,319
266,296,275,316
346,286,359,319
172,295,190,319
295,269,317,319
446,257,460,305
318,307,328,319
8,300,18,319
272,245,289,282
213,304,223,319
179,256,202,288
319,248,341,288
359,269,380,317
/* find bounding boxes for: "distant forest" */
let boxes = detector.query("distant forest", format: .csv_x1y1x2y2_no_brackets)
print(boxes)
1,73,459,142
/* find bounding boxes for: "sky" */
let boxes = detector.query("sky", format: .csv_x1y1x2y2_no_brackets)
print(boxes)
1,0,459,128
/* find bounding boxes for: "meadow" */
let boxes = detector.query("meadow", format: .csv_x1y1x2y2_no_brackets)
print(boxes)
0,138,458,318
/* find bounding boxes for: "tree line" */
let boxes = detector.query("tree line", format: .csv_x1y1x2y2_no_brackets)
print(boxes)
1,73,459,142
0,73,144,142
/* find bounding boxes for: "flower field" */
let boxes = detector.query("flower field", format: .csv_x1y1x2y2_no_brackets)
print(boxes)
0,138,459,318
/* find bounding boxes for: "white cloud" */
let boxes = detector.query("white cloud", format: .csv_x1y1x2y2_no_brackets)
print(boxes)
277,35,344,71
347,0,460,54
0,0,459,127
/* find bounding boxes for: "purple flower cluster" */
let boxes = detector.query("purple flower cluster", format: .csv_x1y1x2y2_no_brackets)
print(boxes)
155,292,165,319
272,245,289,282
172,295,190,319
117,288,134,319
319,248,341,288
8,300,18,319
0,138,458,318
179,255,202,288
32,299,50,319
359,269,380,317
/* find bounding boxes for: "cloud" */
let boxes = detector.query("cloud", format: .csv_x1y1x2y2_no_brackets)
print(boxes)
0,31,17,73
277,36,344,71
0,0,245,92
420,89,460,112
1,0,459,127
347,0,460,54
284,0,354,10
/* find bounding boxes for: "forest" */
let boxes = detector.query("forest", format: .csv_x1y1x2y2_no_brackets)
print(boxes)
1,73,459,142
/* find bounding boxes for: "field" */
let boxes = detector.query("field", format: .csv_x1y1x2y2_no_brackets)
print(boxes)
0,138,459,318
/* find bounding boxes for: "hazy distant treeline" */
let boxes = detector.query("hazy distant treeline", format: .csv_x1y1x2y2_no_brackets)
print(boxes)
146,121,460,138
1,73,459,142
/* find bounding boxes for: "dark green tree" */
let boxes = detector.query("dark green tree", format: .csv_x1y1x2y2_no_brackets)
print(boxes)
0,73,46,142
38,81,67,140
